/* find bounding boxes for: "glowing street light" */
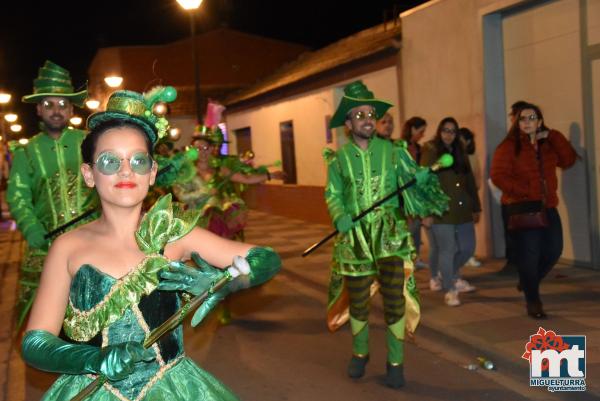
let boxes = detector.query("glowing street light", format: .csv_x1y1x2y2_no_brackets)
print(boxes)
10,124,22,133
0,93,11,104
104,76,123,88
176,0,203,10
70,116,83,126
19,138,29,145
4,113,17,123
85,99,100,110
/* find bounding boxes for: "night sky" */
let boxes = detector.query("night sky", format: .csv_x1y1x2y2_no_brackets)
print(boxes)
1,0,427,133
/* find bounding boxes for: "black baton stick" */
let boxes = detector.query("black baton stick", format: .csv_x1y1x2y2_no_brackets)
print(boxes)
301,154,453,257
44,165,174,240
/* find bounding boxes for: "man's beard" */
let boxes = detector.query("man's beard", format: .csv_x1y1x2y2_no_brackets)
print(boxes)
43,115,67,132
354,127,373,140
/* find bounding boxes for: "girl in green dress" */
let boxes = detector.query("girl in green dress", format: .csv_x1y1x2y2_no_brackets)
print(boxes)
20,87,281,401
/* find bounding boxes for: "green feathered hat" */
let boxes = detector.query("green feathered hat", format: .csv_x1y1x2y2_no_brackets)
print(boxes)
87,86,177,145
22,60,88,107
329,80,393,128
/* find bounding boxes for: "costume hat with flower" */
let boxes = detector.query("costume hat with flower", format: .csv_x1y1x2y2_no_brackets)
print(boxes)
87,86,177,145
22,60,88,107
191,100,228,144
329,80,393,129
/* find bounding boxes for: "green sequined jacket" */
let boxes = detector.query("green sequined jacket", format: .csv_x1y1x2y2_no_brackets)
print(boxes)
7,129,97,246
323,137,448,275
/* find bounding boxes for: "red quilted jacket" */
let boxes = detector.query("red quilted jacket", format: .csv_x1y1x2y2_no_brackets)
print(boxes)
490,129,577,208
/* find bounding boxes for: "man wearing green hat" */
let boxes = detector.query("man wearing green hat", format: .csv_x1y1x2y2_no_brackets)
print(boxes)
7,60,97,328
324,80,448,388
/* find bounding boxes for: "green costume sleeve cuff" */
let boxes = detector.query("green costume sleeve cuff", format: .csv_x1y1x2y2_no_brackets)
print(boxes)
245,246,282,287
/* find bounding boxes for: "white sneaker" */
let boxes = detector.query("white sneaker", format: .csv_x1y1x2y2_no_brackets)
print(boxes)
429,277,442,291
444,290,461,306
466,257,482,267
415,259,429,269
455,278,476,293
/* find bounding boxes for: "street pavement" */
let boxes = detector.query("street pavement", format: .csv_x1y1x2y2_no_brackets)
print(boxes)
0,211,598,400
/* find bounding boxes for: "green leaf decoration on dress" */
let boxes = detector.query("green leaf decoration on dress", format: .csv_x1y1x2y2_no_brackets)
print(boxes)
136,194,201,254
63,194,201,341
63,256,168,342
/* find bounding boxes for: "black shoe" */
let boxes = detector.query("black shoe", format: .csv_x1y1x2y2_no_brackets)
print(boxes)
527,301,547,319
385,363,405,388
348,355,369,378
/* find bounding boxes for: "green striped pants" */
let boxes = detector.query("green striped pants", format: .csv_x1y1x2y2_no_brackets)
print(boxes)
345,257,405,325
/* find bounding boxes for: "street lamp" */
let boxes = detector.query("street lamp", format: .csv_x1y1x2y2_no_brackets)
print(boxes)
0,93,11,104
70,116,83,127
104,76,123,88
177,0,204,123
4,113,17,123
10,124,22,133
85,99,100,110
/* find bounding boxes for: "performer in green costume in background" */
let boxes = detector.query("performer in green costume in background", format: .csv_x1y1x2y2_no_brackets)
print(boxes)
21,86,281,400
324,81,448,388
7,60,97,328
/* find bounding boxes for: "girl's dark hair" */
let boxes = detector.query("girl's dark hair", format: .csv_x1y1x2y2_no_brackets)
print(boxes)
81,119,153,164
432,117,470,174
506,102,549,155
458,127,475,154
401,116,427,142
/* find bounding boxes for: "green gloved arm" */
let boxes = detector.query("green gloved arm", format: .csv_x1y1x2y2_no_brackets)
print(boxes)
6,147,49,249
22,330,154,381
334,214,356,234
189,247,281,326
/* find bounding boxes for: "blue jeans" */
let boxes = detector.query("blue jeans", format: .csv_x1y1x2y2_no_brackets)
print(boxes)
511,208,563,303
408,218,422,254
429,222,476,291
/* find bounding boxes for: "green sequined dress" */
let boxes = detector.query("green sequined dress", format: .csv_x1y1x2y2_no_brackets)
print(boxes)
41,195,239,401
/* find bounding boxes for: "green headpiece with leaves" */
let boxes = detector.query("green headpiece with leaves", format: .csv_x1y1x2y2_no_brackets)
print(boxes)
329,80,393,128
22,60,87,107
87,86,177,145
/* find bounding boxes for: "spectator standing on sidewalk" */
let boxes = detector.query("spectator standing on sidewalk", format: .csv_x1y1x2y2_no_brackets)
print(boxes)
401,117,429,269
490,102,577,319
458,127,483,268
421,117,481,306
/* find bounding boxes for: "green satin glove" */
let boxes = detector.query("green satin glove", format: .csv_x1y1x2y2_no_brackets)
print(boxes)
190,247,281,327
158,260,226,296
335,214,356,234
414,167,431,186
22,330,154,382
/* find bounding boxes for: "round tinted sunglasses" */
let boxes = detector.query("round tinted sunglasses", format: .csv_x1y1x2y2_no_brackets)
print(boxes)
92,151,154,175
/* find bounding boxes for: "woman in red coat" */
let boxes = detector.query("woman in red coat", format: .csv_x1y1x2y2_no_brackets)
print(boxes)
490,103,577,319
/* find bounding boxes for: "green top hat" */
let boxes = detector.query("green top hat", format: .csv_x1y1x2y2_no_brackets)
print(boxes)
87,86,177,145
329,80,393,128
22,60,88,107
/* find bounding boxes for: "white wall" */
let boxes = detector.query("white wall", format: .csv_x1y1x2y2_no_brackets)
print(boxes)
401,0,598,261
401,0,490,257
503,0,591,263
225,67,401,187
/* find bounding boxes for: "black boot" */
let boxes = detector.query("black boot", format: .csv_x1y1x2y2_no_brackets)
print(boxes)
527,300,547,319
348,354,369,378
385,363,405,388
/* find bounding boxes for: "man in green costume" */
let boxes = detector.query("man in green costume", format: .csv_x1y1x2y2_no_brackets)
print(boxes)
7,60,97,327
324,81,448,388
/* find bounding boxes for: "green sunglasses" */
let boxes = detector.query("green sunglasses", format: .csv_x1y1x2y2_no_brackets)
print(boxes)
93,151,154,175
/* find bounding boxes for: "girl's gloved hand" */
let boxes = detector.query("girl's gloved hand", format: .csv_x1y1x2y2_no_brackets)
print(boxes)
158,259,225,296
